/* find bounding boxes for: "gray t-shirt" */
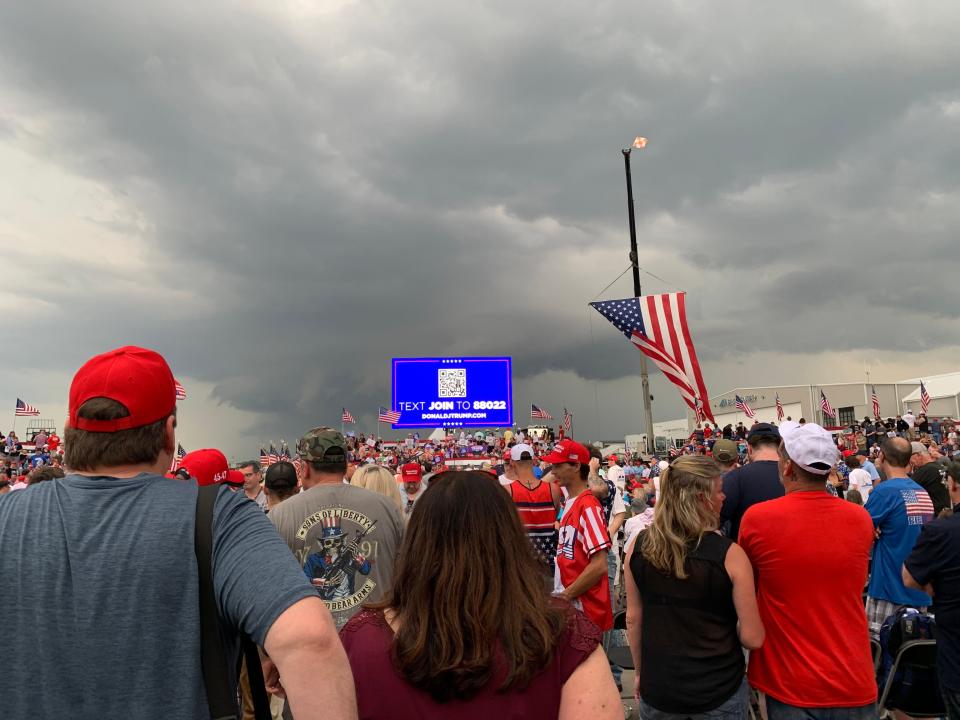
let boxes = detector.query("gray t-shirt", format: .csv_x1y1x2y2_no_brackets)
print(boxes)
270,482,403,628
0,473,317,719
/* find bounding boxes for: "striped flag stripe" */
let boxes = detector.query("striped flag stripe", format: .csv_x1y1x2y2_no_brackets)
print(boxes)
15,398,40,416
378,407,401,424
640,294,711,418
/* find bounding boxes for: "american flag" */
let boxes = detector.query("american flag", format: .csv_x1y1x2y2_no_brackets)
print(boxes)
694,398,705,424
174,380,187,400
819,390,835,419
900,488,934,526
590,293,714,423
280,441,291,460
169,443,187,473
735,395,756,419
378,406,401,424
871,385,881,419
292,455,303,476
562,408,572,432
15,398,39,417
920,380,931,414
531,404,553,420
341,408,355,424
775,393,784,422
259,447,271,467
268,443,279,464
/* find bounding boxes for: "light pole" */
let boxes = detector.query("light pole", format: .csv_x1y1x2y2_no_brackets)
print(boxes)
623,136,656,454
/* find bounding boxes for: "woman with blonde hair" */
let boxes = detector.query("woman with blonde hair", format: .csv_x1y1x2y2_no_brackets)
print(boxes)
351,464,404,514
625,455,764,719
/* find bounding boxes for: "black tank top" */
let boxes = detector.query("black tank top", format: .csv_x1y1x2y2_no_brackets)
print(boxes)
629,531,743,714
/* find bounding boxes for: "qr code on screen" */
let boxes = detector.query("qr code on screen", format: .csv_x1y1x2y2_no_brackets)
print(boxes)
438,368,467,398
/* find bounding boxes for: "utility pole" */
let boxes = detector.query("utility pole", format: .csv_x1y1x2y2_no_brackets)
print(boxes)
622,140,656,454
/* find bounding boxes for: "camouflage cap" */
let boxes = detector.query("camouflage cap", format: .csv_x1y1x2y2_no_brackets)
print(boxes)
297,426,347,463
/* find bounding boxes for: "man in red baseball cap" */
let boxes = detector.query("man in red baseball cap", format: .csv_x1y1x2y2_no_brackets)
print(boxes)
178,448,245,490
542,438,613,631
0,346,356,719
400,462,424,517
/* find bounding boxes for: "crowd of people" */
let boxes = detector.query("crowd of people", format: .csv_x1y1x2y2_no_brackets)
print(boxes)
1,345,957,720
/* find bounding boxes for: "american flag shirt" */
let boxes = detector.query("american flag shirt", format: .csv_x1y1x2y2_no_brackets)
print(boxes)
555,490,612,630
865,477,934,607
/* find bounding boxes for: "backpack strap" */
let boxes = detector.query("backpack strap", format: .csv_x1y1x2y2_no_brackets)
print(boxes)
196,484,274,720
196,484,240,720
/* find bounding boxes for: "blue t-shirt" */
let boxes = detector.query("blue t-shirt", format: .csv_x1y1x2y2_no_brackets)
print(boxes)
905,512,960,690
861,459,880,481
0,473,317,719
865,476,934,606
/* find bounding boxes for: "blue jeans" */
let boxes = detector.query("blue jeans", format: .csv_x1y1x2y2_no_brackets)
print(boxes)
765,696,876,719
606,547,623,686
640,677,749,719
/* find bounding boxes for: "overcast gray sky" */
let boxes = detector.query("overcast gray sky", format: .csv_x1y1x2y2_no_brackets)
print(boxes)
2,1,958,456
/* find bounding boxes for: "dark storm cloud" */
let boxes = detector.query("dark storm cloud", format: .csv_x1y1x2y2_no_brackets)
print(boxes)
1,0,958,443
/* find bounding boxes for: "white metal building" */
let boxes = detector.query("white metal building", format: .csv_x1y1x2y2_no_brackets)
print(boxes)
681,375,959,430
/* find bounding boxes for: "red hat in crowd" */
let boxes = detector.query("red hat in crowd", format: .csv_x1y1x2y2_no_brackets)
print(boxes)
179,449,231,486
542,439,590,465
69,346,176,432
401,462,422,481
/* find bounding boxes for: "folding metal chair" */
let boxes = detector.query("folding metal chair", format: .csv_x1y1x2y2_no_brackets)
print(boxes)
878,639,944,718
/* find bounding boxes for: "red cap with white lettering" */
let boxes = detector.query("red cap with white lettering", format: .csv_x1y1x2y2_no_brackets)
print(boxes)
179,449,230,487
541,439,590,465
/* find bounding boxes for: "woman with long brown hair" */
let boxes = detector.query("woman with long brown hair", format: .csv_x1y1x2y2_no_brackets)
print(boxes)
625,455,764,719
339,470,621,719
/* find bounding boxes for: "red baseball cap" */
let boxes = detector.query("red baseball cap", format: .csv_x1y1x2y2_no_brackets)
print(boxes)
226,469,245,487
69,346,176,432
179,449,230,487
542,439,590,465
401,462,422,480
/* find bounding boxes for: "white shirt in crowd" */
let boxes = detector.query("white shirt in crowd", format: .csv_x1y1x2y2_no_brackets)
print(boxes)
624,508,656,553
607,464,625,493
903,412,916,429
847,468,873,501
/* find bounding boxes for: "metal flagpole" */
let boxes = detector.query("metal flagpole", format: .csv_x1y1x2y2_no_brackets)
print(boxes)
623,139,656,455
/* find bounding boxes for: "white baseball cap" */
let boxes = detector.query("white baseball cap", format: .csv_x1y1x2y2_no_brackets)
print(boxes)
779,421,838,475
510,443,536,462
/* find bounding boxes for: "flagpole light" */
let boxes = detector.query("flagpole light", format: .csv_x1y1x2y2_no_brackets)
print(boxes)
622,136,656,453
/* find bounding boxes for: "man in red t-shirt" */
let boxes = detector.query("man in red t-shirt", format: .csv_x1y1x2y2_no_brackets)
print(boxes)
739,421,876,718
543,439,612,631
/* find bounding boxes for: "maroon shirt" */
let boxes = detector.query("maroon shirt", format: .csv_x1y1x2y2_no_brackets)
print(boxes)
340,607,601,719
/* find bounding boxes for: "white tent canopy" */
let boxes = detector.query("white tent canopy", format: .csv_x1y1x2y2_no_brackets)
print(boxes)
900,372,960,402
